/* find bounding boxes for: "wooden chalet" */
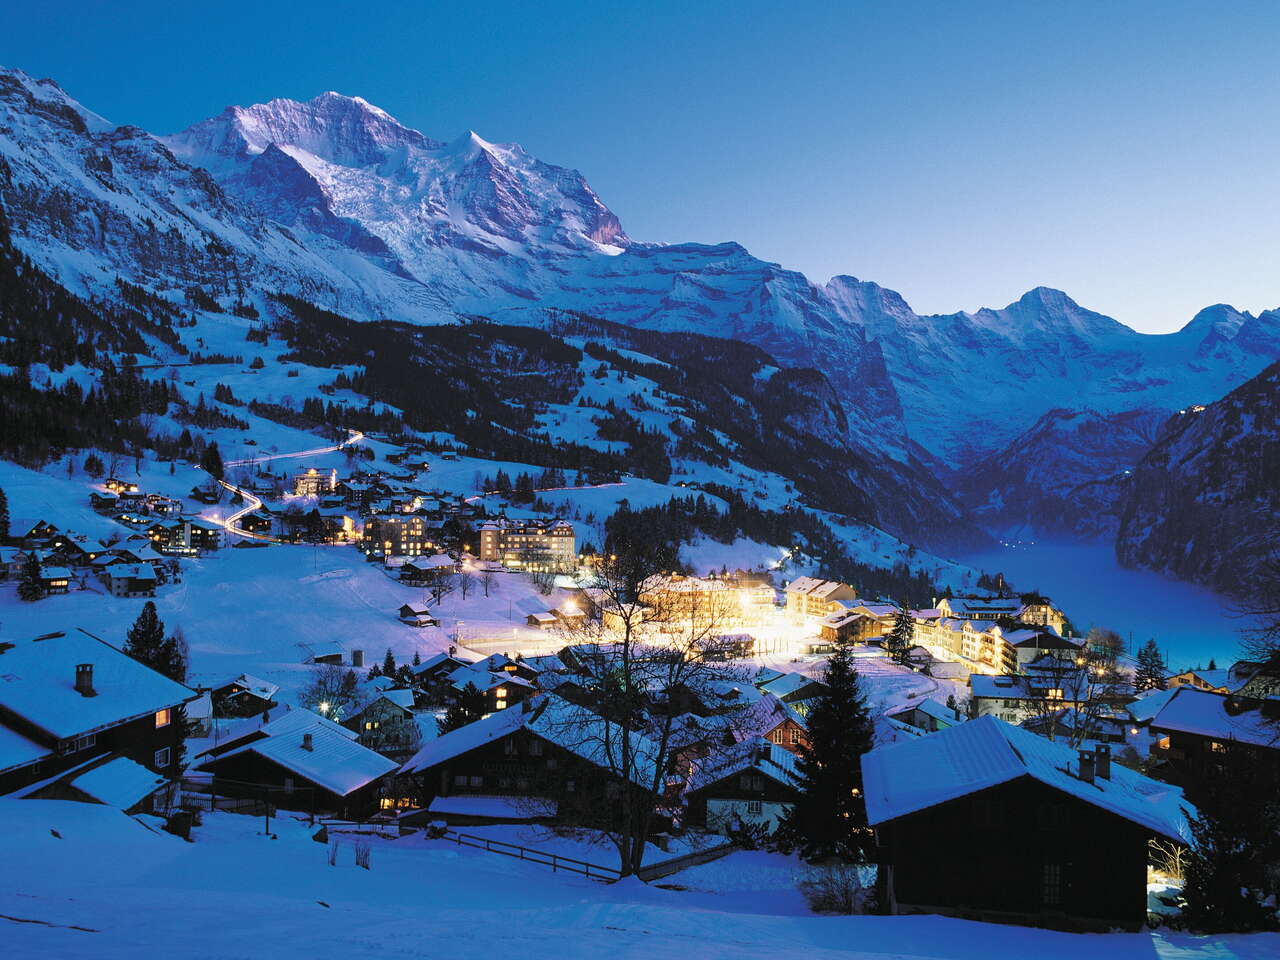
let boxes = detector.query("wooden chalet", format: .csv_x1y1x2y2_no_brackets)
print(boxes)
683,736,801,834
1148,686,1280,800
195,709,397,817
0,628,194,799
397,694,658,828
863,715,1194,931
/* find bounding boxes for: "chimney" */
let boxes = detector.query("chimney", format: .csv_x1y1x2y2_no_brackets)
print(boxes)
352,649,364,668
302,732,313,751
1078,748,1095,783
1095,743,1111,780
75,663,96,697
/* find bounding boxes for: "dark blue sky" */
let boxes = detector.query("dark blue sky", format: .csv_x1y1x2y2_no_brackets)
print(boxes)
5,1,1279,332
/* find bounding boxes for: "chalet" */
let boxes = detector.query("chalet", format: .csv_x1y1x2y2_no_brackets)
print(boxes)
89,491,120,514
39,566,73,594
195,709,397,817
969,667,1087,725
819,610,868,645
104,477,139,494
1148,686,1280,798
397,695,658,827
211,674,280,717
305,641,345,666
526,611,559,629
0,628,194,797
51,536,108,565
784,577,858,619
445,664,536,714
345,689,419,758
239,510,274,535
412,651,478,688
1019,596,1067,636
399,553,460,585
105,563,158,598
684,736,801,834
398,604,440,628
936,594,1023,622
886,697,962,735
757,672,827,713
7,518,58,546
1006,628,1084,667
1167,658,1276,696
478,653,540,683
863,715,1194,931
1022,707,1128,745
28,754,171,813
670,693,808,762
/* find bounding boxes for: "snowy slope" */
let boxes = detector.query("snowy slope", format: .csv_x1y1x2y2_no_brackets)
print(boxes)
1115,360,1280,596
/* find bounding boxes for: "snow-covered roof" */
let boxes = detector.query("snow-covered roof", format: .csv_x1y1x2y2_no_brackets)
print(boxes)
862,715,1193,843
400,695,660,787
377,689,416,710
1150,687,1280,749
759,672,823,699
686,736,800,795
969,674,1034,699
0,721,53,773
0,629,194,740
71,756,168,809
784,576,824,595
221,673,280,701
426,794,555,819
107,563,157,581
198,710,394,796
887,697,961,727
1126,687,1178,724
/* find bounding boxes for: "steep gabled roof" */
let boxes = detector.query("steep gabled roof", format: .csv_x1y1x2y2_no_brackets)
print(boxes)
399,695,659,788
862,715,1193,843
196,710,394,797
0,629,194,740
685,736,800,795
1150,687,1280,748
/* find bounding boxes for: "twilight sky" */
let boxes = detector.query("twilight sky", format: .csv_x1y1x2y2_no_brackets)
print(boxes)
5,1,1279,333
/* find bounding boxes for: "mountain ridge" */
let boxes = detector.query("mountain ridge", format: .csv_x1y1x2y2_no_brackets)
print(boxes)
2,64,1278,469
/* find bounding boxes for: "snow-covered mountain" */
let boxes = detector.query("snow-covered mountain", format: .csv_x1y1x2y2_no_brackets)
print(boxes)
3,64,1279,472
953,407,1170,540
1115,361,1280,597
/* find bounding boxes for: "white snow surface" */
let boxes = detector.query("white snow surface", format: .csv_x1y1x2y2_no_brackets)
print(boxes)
1,800,1276,959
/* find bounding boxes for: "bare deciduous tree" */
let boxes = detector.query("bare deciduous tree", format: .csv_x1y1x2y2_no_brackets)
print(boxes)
542,553,746,876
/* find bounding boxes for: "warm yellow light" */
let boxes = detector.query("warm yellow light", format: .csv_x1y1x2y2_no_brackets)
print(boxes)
319,701,330,714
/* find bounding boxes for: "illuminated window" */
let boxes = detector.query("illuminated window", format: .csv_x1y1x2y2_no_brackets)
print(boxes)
155,708,171,728
495,699,507,710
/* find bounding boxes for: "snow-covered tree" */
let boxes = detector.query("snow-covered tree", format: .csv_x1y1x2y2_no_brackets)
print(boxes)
885,608,913,666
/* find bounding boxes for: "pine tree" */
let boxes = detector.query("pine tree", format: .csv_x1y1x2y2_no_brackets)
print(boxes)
200,441,224,479
125,601,166,667
0,485,8,541
885,608,913,666
1134,639,1167,692
439,682,487,734
779,640,876,861
1181,745,1280,932
412,650,421,667
383,648,397,677
156,627,189,683
17,553,43,602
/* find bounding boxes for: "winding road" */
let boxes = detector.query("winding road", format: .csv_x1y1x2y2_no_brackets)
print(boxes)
206,429,365,541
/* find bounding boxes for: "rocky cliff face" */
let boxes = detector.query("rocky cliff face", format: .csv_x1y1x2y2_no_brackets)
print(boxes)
1115,362,1280,596
954,407,1169,539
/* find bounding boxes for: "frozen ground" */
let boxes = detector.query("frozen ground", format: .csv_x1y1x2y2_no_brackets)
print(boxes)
2,800,1276,960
